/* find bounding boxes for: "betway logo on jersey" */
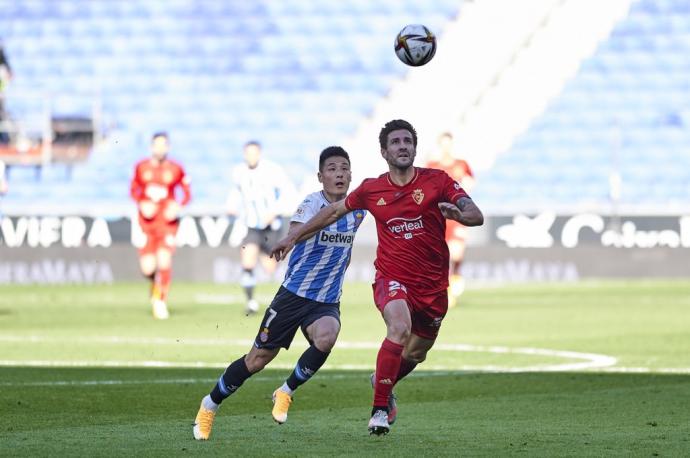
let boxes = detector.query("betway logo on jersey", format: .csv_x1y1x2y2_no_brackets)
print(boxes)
318,231,355,247
386,216,424,239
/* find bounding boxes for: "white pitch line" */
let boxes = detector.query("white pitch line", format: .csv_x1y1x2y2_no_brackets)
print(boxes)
2,366,689,389
0,334,618,372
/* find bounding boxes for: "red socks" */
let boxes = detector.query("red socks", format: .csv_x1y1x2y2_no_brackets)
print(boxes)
397,357,418,382
373,338,404,407
156,268,172,301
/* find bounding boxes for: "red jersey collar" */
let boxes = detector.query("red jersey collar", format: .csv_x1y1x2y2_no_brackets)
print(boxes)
386,167,419,188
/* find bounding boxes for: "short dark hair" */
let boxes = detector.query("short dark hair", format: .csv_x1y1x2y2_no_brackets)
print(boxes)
379,119,418,149
244,140,261,149
319,146,350,171
151,131,169,142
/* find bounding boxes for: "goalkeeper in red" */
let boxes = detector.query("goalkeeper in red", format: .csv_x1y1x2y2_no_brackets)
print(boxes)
271,119,484,435
130,132,191,319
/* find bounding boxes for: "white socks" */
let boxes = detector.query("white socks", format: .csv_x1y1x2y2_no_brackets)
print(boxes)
202,394,219,412
280,382,295,396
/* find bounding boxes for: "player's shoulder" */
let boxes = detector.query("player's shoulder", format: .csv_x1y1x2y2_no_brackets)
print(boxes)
134,158,149,168
301,191,326,205
362,174,388,187
418,166,449,178
165,158,185,169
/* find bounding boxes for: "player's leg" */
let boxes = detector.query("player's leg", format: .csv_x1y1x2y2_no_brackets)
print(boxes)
369,299,410,433
259,253,277,277
194,289,303,440
150,245,173,319
139,253,156,292
448,235,467,308
193,346,280,440
240,241,260,314
272,314,340,423
138,229,157,294
138,232,160,317
400,334,435,379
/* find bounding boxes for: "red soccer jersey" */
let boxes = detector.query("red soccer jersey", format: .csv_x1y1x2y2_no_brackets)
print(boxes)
426,158,473,183
130,158,191,223
345,167,468,293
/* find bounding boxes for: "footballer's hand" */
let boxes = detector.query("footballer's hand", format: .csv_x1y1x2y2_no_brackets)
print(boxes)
139,200,157,219
270,236,296,262
163,201,180,222
438,202,463,221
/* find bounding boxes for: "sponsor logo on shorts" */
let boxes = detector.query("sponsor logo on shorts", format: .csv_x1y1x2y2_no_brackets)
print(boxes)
318,230,355,247
431,317,443,328
376,197,386,206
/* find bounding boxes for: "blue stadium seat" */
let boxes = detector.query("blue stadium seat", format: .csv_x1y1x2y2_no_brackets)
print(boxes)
481,0,690,208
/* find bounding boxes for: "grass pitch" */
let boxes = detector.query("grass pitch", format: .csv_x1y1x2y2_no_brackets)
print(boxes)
1,280,689,456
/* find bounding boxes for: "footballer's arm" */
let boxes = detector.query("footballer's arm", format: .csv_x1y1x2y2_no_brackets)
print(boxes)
271,199,350,261
288,222,318,244
438,196,484,227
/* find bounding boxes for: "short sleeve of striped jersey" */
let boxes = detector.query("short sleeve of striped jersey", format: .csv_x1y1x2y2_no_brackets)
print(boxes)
290,192,322,224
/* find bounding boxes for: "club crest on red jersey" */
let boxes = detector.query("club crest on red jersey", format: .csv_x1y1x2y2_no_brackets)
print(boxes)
412,189,424,205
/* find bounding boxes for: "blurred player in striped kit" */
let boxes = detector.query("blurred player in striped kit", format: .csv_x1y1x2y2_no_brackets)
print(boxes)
193,146,366,440
226,141,297,315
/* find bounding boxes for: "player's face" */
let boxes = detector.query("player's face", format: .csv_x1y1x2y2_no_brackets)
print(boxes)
318,156,351,197
244,144,261,169
438,135,453,154
382,129,416,170
150,136,170,160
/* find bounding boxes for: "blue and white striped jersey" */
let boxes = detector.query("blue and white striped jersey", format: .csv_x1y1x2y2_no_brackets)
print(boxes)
282,191,367,303
226,159,297,230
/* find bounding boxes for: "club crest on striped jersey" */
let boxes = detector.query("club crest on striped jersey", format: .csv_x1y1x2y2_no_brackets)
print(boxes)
412,189,424,205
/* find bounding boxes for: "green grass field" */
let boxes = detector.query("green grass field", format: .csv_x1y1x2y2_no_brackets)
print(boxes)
1,281,689,456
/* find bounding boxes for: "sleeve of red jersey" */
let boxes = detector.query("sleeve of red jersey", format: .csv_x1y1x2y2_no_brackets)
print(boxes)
178,165,191,206
442,171,469,203
130,163,144,202
344,180,369,211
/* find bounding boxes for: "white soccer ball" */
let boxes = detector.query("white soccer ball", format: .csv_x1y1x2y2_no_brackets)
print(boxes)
394,24,437,67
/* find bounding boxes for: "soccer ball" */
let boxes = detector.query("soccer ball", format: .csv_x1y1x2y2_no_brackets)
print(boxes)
394,24,437,67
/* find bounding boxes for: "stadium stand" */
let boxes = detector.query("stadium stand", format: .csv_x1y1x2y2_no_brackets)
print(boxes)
0,0,460,214
0,0,688,215
472,0,690,213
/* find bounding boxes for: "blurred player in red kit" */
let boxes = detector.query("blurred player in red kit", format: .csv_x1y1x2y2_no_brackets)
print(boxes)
426,132,475,307
130,132,191,319
271,120,483,435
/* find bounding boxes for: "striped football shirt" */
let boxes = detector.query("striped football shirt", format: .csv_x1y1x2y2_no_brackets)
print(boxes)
282,191,367,303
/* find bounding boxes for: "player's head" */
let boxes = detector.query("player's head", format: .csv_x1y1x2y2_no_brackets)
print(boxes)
318,146,351,198
379,119,417,170
243,141,262,169
150,132,170,160
438,131,453,154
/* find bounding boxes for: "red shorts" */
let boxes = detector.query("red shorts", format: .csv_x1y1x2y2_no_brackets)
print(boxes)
138,220,179,256
372,276,448,340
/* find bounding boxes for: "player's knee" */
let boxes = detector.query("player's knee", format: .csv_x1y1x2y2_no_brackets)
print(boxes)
244,352,271,373
387,322,411,343
312,332,338,352
405,350,428,364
